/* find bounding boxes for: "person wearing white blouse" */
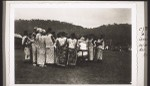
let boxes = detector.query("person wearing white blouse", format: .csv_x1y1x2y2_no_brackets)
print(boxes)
67,33,78,66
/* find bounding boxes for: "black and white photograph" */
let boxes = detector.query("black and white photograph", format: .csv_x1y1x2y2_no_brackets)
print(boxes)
4,1,147,86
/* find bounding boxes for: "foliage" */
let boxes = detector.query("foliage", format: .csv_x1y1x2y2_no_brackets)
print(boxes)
15,19,131,48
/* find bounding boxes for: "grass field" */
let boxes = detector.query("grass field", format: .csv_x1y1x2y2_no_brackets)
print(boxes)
15,49,131,84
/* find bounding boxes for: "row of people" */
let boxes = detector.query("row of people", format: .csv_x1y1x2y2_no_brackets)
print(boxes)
22,27,105,67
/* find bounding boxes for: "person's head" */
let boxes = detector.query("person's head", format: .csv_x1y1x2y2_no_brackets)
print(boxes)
88,34,94,40
70,33,76,39
23,30,28,36
47,27,52,34
100,34,104,39
42,29,46,35
52,32,56,38
29,33,32,38
33,27,38,32
80,36,85,40
83,35,87,40
36,28,41,33
57,32,61,38
61,32,67,37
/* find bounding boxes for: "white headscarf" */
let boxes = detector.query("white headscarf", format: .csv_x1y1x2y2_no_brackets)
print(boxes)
37,28,42,33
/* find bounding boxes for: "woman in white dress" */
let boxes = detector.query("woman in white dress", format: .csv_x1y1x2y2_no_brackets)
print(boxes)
95,35,105,62
88,36,94,61
45,28,55,65
29,27,38,66
36,28,46,67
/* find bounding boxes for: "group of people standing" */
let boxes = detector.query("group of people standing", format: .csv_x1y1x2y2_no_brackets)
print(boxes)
22,27,105,67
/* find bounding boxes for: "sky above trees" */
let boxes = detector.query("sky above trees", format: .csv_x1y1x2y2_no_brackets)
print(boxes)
15,8,131,28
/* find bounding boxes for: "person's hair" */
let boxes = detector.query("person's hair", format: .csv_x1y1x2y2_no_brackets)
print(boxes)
52,32,56,38
88,34,94,40
100,34,104,39
70,33,76,39
57,32,61,38
61,32,67,37
29,33,32,38
47,27,52,34
24,30,28,36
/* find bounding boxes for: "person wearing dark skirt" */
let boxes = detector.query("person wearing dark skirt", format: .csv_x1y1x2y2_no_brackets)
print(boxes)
67,33,78,66
55,32,68,67
22,31,31,62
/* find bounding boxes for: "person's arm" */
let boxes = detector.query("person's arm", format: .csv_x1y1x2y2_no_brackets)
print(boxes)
35,34,39,40
22,36,25,45
51,35,55,44
102,40,105,50
93,41,96,47
28,37,34,43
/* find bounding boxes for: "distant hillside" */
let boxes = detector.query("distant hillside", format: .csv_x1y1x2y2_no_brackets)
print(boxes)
15,19,131,47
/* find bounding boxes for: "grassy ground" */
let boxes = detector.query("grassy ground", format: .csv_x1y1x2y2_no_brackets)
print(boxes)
15,49,131,84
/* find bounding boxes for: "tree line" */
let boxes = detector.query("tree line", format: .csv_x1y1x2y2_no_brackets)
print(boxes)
15,19,131,50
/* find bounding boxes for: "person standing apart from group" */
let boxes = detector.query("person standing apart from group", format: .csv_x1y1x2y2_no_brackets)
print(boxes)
45,28,55,65
67,33,78,66
95,35,105,62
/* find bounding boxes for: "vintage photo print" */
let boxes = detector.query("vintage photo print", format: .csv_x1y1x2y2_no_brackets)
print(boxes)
4,1,147,86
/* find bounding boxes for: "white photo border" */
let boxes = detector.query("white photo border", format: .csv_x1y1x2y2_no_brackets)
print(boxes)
4,1,146,86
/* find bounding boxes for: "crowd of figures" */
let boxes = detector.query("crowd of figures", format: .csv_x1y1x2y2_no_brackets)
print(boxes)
22,27,105,67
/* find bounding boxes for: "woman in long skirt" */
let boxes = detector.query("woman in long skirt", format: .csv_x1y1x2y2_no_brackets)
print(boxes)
67,33,78,66
36,28,46,67
95,35,105,62
88,37,94,61
55,32,68,67
22,31,31,62
29,27,38,66
45,28,55,64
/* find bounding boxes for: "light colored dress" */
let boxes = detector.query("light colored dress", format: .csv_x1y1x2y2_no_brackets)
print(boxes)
67,38,77,65
37,34,46,65
31,32,37,64
45,34,55,64
95,39,104,60
88,39,94,61
77,40,88,57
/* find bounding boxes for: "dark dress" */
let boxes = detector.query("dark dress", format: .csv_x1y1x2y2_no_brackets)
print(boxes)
56,38,68,66
67,38,78,66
